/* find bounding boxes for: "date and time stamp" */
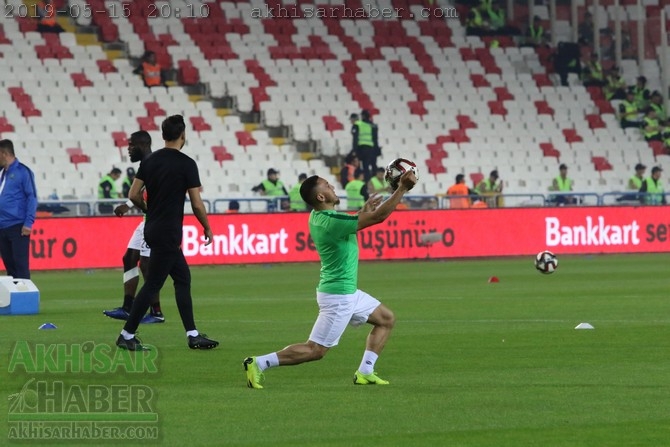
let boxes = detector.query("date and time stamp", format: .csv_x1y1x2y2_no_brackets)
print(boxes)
3,2,210,19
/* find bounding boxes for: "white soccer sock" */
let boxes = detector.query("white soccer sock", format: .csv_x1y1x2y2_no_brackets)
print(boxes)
186,330,199,338
358,350,378,375
256,352,279,372
120,330,134,341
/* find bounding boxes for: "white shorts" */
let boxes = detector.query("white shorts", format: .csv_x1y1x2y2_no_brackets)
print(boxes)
126,221,150,257
308,290,381,348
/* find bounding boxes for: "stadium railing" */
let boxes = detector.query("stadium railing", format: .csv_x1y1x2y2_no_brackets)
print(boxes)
36,193,668,216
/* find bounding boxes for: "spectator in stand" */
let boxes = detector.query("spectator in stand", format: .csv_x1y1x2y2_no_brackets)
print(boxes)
367,168,389,196
476,170,503,208
582,53,605,87
339,153,359,188
36,0,64,33
345,169,367,211
465,4,490,36
446,174,472,209
289,173,309,212
226,200,240,214
640,166,665,205
352,110,378,181
649,92,667,125
122,167,135,198
603,68,627,100
641,108,662,142
628,76,650,110
133,51,164,88
578,12,594,46
98,167,122,214
349,113,358,127
618,90,641,129
523,16,547,47
549,164,575,205
252,168,288,210
616,163,646,202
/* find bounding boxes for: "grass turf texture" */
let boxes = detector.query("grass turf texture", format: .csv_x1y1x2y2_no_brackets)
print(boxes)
1,254,669,446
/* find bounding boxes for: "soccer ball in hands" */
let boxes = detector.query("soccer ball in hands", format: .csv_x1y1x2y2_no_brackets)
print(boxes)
534,250,558,274
385,158,419,191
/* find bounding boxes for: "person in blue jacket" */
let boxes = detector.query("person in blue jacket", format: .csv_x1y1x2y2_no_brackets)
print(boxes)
0,139,37,279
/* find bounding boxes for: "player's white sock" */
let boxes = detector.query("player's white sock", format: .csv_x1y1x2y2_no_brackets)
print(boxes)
358,350,378,375
121,330,134,340
256,352,279,372
186,330,199,338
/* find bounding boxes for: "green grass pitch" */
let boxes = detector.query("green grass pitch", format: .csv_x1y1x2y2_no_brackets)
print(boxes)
1,254,669,446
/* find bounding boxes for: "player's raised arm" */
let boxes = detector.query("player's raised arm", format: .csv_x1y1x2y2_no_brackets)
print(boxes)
357,170,416,231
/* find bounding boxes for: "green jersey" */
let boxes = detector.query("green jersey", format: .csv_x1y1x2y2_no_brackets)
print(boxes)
309,210,359,294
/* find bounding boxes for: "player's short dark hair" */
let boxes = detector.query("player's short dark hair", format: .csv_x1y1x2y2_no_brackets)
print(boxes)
130,130,151,148
456,174,464,183
300,175,320,207
162,115,186,142
0,139,14,156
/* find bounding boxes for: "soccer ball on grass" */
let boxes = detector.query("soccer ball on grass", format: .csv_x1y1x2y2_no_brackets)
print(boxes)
385,158,419,191
534,250,558,274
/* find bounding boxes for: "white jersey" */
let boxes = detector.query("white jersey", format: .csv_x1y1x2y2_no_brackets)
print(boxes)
126,221,150,257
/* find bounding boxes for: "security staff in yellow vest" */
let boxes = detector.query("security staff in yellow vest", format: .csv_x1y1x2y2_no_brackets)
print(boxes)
345,169,367,210
98,167,122,214
639,166,666,205
352,110,379,181
289,173,308,211
476,169,503,207
524,16,545,47
582,53,605,87
466,6,487,35
604,69,627,100
618,90,641,129
628,76,650,110
549,164,575,205
252,168,289,210
641,107,662,142
617,163,646,202
649,91,667,124
367,168,389,195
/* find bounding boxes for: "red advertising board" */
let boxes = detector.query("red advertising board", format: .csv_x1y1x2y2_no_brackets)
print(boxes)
5,206,670,271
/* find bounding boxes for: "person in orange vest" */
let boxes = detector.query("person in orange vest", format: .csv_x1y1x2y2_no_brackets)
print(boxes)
37,0,64,33
339,153,359,188
133,51,164,88
446,174,472,209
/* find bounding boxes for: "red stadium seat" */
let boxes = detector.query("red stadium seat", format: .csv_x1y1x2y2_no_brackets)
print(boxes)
190,116,212,133
211,146,234,166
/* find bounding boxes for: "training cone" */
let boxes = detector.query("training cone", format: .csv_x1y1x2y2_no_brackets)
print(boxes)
488,276,500,283
38,323,57,330
574,322,594,330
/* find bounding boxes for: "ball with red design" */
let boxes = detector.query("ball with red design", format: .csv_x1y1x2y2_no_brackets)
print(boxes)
534,250,558,274
384,158,418,191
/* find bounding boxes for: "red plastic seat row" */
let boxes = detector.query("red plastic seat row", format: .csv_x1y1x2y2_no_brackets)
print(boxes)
539,142,561,159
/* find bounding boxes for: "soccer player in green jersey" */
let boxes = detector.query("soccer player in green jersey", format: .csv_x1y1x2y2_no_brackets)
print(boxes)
244,170,417,388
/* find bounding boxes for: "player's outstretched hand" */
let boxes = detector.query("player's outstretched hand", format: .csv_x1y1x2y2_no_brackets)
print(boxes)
114,204,130,217
398,170,417,191
361,194,383,213
203,228,213,246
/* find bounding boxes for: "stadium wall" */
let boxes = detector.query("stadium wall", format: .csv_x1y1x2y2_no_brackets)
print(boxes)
9,206,670,271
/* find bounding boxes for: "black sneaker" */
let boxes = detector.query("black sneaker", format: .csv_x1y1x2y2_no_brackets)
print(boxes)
116,334,149,351
188,333,219,350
